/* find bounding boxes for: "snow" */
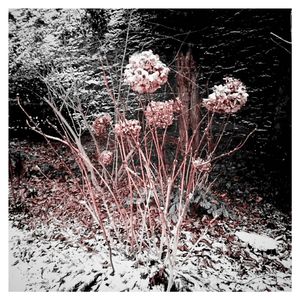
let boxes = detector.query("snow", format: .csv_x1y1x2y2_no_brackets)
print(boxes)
85,79,99,85
9,265,26,291
9,220,156,292
9,200,292,292
235,231,278,250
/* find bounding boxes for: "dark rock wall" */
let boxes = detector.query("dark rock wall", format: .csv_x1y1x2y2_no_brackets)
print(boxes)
9,9,291,212
202,10,291,213
147,9,291,212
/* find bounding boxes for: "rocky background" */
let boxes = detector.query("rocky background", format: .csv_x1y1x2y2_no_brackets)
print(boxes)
9,9,291,212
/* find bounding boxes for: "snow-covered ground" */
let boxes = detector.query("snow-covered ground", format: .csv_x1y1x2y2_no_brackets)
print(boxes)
9,202,292,292
9,220,164,292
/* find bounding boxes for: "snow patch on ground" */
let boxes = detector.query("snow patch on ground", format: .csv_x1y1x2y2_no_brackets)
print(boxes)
9,221,156,291
235,231,278,250
9,202,292,292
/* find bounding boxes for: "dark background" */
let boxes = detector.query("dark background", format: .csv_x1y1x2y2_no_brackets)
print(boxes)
9,9,291,213
148,9,291,213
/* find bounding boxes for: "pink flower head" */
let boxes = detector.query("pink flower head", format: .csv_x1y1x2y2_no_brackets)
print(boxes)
124,50,170,94
203,77,248,114
144,98,182,128
192,158,211,173
99,150,113,166
115,119,141,140
170,97,183,113
92,113,112,137
145,100,174,128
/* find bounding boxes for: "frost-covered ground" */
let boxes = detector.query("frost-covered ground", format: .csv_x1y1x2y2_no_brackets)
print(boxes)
9,202,292,292
8,141,292,292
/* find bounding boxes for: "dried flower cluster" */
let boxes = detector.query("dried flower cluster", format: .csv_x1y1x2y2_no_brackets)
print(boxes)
98,150,113,166
145,101,174,128
124,50,170,94
169,97,183,113
92,113,112,137
145,98,182,128
203,77,248,113
192,158,211,173
115,119,141,140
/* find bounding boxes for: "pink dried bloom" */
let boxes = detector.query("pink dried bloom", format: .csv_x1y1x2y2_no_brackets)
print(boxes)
92,113,112,137
203,77,248,114
99,150,113,166
145,100,174,128
170,97,183,113
115,119,141,140
192,158,211,173
124,50,170,94
144,98,182,128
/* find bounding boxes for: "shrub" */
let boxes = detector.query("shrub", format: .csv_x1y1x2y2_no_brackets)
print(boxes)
18,48,254,291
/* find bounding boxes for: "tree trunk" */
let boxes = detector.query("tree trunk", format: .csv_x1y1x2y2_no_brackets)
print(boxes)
176,50,201,153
